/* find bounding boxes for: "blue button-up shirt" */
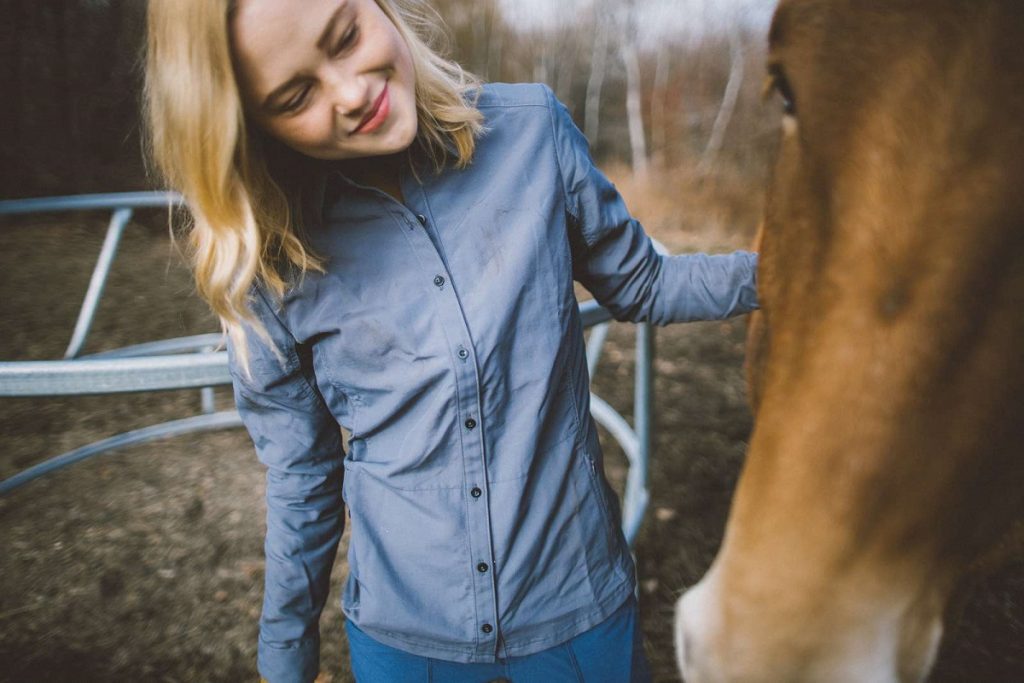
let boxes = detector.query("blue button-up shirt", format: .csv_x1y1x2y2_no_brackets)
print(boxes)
227,83,758,683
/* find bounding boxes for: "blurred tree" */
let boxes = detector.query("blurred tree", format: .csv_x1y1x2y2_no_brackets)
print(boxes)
584,0,611,144
698,11,745,175
650,43,670,167
1,0,777,199
620,0,648,178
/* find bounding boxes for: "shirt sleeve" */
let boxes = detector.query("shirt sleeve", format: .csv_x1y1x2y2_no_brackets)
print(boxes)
226,288,345,683
545,84,759,324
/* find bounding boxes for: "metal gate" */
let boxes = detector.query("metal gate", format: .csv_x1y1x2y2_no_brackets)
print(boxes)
0,192,656,546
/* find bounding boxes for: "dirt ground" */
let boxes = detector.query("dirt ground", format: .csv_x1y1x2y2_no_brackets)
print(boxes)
1,177,1022,682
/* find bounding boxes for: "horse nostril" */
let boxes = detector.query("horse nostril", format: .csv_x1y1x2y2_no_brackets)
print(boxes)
675,595,698,681
679,624,698,682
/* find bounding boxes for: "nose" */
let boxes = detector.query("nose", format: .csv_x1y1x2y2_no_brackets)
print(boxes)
322,66,371,121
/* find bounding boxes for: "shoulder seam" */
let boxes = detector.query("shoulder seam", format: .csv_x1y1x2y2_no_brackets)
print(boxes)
543,87,580,227
254,287,300,344
252,287,307,377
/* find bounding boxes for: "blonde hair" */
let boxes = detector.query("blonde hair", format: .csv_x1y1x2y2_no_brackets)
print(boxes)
143,0,483,376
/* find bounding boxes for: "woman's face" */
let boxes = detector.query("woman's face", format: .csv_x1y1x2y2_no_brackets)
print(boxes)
231,0,418,161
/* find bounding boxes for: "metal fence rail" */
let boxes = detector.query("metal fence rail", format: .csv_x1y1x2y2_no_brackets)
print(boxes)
0,192,657,546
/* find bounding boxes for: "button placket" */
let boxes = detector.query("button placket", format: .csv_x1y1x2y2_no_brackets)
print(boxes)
447,332,496,654
404,201,498,656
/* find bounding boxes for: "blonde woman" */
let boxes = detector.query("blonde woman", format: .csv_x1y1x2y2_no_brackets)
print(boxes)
145,1,758,681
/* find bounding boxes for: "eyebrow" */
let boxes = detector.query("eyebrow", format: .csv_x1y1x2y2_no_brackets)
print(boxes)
260,0,348,111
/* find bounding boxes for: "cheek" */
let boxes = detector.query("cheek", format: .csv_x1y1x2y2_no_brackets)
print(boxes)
396,47,418,114
382,25,414,82
262,113,334,153
397,37,414,75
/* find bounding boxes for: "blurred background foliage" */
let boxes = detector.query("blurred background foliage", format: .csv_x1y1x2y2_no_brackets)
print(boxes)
0,0,779,200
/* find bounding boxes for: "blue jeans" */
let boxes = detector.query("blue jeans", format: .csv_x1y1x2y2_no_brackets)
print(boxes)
345,597,653,682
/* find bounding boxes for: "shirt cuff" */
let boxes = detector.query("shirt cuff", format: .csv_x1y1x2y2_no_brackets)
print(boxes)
257,634,319,683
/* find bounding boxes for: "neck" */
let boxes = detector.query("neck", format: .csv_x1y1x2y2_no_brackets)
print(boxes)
338,152,407,204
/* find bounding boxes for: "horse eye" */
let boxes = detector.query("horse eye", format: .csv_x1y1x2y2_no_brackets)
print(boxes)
767,64,797,116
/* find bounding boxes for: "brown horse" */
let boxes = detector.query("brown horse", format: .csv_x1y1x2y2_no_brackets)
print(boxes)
675,1,1024,681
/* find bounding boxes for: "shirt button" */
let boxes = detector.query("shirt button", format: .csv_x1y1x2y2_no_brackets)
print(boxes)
481,623,493,634
416,213,427,225
433,275,445,287
470,487,482,498
477,562,489,573
457,347,469,360
464,418,477,430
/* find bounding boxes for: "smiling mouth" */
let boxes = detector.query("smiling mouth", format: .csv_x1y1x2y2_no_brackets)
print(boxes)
352,85,390,135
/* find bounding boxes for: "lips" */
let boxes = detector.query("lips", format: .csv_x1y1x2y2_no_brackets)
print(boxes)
352,84,390,135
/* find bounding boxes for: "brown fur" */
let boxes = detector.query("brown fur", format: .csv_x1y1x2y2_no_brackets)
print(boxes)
678,2,1024,681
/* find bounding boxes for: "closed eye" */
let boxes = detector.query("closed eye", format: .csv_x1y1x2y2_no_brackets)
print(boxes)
280,84,313,114
331,23,359,57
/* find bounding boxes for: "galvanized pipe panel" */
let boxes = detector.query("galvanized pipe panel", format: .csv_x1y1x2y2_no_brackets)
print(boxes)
0,353,230,396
